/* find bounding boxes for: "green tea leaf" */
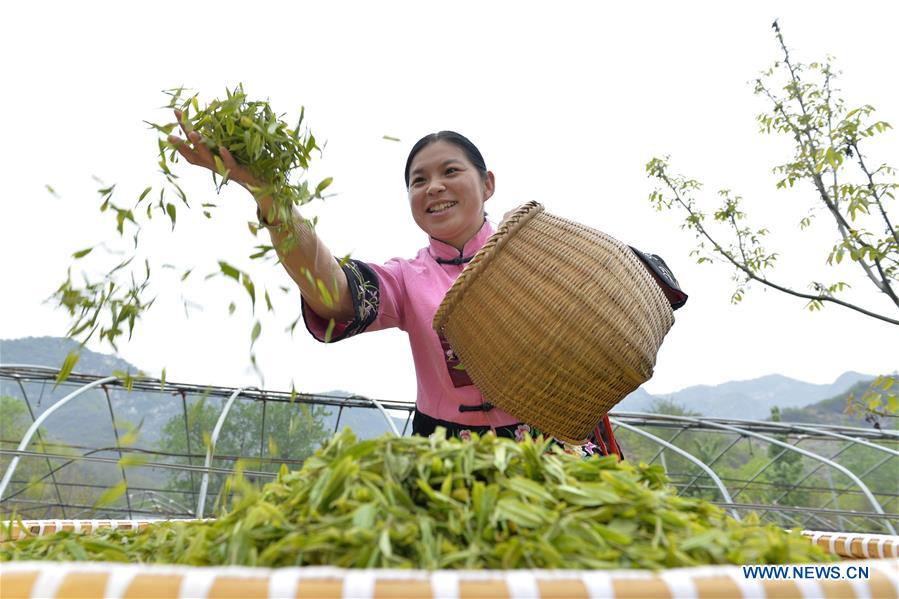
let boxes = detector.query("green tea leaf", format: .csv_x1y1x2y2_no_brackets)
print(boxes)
118,455,149,468
166,202,177,230
54,350,80,388
242,274,256,311
315,177,333,196
93,481,128,509
219,261,240,281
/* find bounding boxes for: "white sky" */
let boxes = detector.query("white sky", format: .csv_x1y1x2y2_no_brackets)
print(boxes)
1,1,897,404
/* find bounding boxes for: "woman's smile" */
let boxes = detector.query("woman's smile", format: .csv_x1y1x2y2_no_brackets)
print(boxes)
427,201,458,215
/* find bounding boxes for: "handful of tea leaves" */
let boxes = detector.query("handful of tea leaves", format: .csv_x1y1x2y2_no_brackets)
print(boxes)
52,86,335,381
1,430,831,569
150,84,333,224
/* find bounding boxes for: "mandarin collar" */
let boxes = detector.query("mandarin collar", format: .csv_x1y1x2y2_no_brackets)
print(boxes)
428,218,495,264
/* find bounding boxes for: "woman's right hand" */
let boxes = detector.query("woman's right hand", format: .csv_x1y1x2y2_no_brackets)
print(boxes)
167,110,263,192
168,111,352,321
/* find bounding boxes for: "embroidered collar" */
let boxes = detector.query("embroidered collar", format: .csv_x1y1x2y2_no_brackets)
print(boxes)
428,219,495,265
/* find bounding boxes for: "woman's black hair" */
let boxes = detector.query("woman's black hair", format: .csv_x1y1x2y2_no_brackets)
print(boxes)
404,131,487,188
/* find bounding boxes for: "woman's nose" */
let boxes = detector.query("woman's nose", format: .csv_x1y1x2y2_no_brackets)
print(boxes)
427,180,446,195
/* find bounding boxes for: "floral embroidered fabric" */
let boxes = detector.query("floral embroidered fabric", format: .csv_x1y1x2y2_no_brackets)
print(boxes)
301,258,380,343
412,409,624,460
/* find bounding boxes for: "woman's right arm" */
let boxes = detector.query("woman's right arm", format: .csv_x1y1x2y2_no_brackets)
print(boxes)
167,110,354,323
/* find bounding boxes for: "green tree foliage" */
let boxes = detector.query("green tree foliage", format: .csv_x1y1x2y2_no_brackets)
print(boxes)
0,396,64,517
156,394,330,502
0,395,32,445
846,375,899,428
764,408,808,507
650,398,701,418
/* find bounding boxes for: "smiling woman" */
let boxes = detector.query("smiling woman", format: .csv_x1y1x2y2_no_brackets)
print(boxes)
169,125,623,456
405,132,495,251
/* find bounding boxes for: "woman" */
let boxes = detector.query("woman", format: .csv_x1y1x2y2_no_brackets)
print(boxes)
169,118,623,458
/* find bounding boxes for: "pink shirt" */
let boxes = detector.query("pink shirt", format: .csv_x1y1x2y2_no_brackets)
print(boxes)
303,219,520,427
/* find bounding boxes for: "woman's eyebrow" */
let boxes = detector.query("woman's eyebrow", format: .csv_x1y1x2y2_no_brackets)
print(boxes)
410,159,465,176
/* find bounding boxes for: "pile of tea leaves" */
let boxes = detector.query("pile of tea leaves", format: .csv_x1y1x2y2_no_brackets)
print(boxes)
1,430,831,569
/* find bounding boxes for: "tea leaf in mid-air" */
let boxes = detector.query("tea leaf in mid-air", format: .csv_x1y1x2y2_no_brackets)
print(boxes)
93,481,128,510
242,274,256,311
315,177,333,197
118,455,149,468
137,186,152,204
118,426,142,447
219,261,240,281
54,350,80,388
166,203,177,230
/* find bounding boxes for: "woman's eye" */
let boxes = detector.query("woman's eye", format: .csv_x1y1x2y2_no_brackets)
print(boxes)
446,167,457,175
412,177,425,185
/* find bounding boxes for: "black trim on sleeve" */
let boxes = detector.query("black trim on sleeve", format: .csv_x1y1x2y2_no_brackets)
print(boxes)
302,258,381,343
629,247,688,310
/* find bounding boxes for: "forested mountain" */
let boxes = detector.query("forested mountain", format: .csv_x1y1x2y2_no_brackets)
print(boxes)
615,372,873,419
779,380,894,429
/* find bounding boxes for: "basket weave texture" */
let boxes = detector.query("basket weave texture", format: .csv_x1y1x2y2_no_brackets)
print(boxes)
433,201,675,444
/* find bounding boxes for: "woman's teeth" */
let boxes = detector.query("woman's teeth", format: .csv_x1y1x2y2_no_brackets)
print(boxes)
428,201,456,214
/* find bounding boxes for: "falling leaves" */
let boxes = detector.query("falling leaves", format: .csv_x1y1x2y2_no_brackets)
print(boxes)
52,85,339,384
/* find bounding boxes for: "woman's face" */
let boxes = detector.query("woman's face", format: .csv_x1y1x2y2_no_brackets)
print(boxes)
407,140,495,250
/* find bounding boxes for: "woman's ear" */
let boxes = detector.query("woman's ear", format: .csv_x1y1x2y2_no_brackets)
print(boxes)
483,171,496,202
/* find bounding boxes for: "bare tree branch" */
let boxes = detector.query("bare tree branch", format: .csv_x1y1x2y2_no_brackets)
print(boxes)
651,167,899,325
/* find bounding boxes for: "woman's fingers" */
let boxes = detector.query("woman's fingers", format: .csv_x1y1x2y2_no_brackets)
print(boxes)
167,130,217,170
219,146,239,171
169,110,257,187
174,109,191,139
167,134,200,166
220,147,258,188
190,133,216,167
173,110,210,162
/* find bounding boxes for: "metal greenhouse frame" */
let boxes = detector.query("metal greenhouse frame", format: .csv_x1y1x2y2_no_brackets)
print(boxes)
1,365,897,534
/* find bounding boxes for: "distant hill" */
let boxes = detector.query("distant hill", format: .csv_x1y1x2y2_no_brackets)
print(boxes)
779,380,895,429
0,336,140,375
0,336,878,431
0,337,409,448
2,338,168,447
616,371,873,419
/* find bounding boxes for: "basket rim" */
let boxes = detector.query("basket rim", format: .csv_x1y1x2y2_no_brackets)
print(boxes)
433,200,544,333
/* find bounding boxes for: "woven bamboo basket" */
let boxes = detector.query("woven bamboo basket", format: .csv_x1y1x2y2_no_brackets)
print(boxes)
433,201,675,444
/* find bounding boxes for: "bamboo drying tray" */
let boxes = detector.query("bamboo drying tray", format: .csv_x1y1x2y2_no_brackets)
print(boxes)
4,522,896,598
